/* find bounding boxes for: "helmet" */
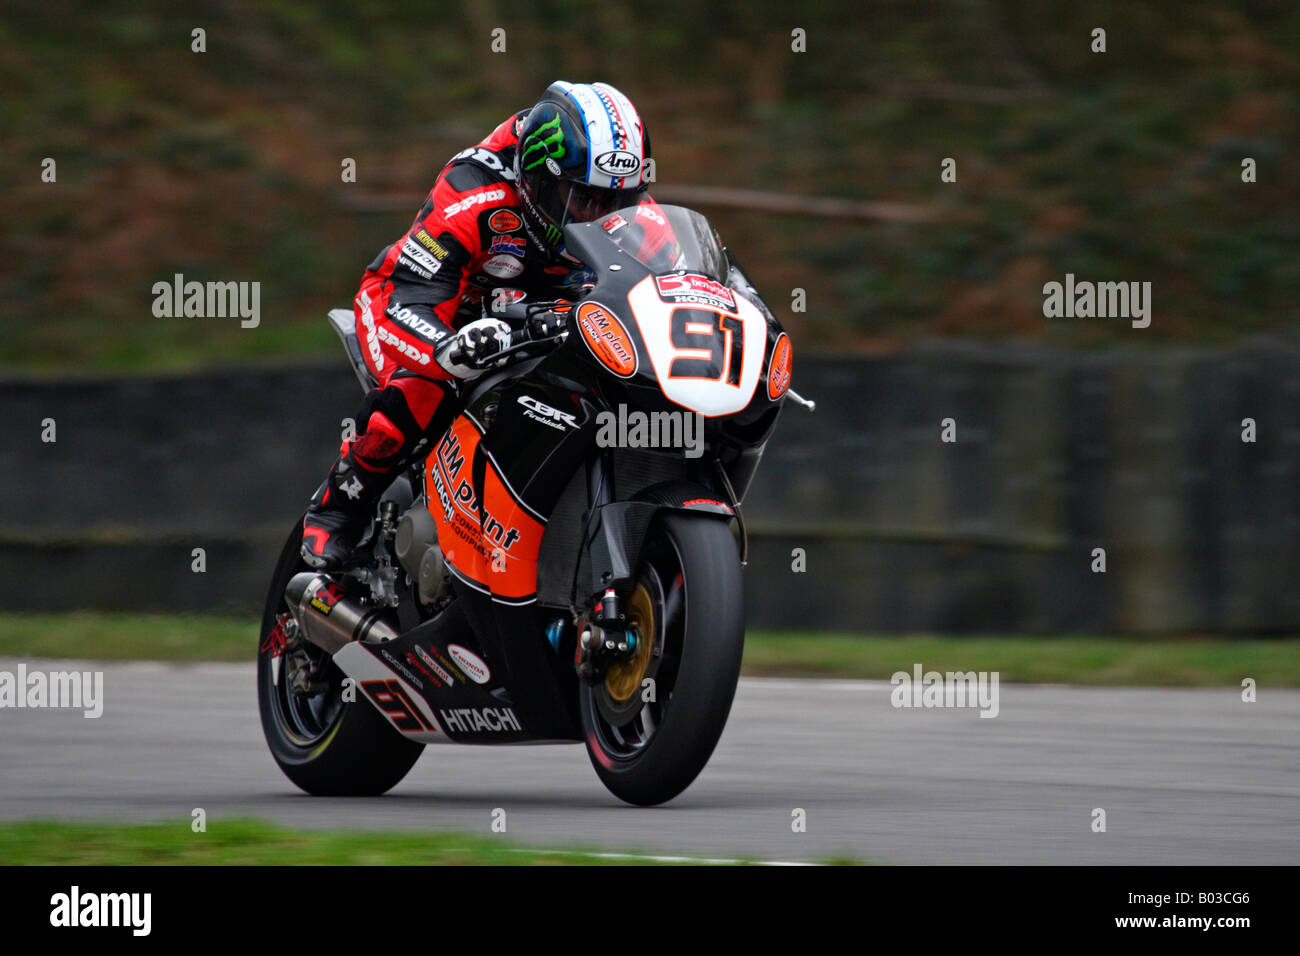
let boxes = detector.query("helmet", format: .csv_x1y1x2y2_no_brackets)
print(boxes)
514,81,652,256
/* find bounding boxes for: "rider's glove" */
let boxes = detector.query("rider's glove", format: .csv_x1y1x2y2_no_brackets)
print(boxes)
434,318,512,379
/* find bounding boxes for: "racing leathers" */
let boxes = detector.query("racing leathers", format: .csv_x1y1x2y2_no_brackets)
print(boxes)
303,112,606,569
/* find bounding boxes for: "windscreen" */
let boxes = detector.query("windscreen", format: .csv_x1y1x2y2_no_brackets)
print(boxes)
563,203,729,282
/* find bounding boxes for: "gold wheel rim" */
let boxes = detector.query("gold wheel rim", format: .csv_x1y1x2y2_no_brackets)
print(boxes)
603,584,655,702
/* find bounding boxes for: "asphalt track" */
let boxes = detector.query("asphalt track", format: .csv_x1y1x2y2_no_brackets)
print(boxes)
1,658,1297,864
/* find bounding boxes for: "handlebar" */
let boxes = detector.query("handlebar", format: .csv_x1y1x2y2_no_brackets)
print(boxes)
445,303,570,369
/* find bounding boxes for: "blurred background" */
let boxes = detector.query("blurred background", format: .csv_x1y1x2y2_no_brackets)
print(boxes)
2,0,1298,633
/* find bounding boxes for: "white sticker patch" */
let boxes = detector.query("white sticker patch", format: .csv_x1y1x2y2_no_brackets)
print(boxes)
626,274,766,417
447,644,491,684
483,254,524,279
401,239,443,275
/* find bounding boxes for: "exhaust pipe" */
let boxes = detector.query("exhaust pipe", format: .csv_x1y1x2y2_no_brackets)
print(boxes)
284,572,399,654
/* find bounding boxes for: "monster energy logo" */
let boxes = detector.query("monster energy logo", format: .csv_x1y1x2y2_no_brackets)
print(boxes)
521,113,566,171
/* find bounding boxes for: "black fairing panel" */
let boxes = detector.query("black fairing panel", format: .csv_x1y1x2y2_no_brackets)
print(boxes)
442,374,603,741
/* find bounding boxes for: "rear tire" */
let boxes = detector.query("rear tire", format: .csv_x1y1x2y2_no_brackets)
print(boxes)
257,520,424,796
580,512,745,806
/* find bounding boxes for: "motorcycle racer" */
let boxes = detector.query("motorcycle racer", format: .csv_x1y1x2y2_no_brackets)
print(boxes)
301,81,654,570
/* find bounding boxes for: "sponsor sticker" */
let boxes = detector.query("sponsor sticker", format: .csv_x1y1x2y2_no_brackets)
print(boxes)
601,214,629,233
444,187,506,218
397,256,434,280
576,301,637,377
385,303,445,343
593,149,641,178
380,647,424,690
489,209,522,233
415,645,457,686
518,394,578,430
767,332,792,400
414,229,450,259
483,254,524,279
358,305,385,371
401,239,443,275
435,648,467,683
404,651,438,687
682,498,731,510
438,706,521,733
654,273,736,311
310,582,345,615
488,235,526,257
447,644,491,684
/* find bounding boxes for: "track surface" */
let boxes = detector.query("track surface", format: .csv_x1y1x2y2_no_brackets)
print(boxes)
1,658,1297,864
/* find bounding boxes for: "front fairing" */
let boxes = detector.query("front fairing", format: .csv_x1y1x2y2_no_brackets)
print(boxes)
560,205,790,437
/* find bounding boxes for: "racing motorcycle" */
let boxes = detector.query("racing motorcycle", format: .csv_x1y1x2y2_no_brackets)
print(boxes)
257,204,811,806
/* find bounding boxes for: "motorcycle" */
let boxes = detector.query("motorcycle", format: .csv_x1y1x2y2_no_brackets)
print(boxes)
257,204,809,806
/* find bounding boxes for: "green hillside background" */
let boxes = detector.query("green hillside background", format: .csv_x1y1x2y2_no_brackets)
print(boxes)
2,0,1297,371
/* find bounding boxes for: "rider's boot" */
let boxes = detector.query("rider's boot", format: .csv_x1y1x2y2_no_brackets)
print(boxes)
300,408,411,570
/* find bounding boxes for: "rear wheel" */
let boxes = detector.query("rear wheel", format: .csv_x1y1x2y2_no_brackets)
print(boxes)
257,520,423,796
580,513,744,806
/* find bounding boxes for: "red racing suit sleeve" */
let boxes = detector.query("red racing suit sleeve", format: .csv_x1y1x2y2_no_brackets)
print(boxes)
361,162,513,379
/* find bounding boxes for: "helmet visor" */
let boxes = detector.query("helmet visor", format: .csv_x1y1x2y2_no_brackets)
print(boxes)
536,176,645,229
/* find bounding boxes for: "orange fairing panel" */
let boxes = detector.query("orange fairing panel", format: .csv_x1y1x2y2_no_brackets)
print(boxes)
425,414,545,603
479,452,545,602
426,415,485,583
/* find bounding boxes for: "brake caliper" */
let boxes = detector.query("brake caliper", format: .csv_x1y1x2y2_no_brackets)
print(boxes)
274,613,329,697
574,588,638,684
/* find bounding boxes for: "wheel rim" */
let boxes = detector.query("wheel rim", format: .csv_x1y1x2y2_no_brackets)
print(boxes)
586,535,687,763
260,566,346,750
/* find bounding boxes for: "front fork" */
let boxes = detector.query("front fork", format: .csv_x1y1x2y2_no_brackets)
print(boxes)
573,450,638,684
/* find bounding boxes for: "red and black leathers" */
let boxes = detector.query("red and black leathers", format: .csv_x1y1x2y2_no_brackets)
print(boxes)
303,111,599,569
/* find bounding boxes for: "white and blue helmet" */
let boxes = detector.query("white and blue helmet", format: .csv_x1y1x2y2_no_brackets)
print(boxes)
515,81,652,253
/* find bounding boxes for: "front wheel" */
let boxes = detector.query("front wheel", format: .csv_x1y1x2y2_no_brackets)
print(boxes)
580,512,745,806
257,520,424,796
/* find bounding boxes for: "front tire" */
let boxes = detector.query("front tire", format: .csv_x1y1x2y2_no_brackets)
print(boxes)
257,520,424,796
580,512,745,806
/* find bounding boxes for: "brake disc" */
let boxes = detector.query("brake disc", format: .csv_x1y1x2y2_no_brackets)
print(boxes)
595,574,663,726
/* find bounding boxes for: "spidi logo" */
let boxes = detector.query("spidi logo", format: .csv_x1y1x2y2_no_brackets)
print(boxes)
443,187,506,218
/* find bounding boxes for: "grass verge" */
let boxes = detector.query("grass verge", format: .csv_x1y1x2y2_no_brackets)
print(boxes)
1,612,1296,686
0,818,830,865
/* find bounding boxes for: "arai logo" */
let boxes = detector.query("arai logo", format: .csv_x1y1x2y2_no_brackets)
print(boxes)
447,644,491,684
593,149,640,177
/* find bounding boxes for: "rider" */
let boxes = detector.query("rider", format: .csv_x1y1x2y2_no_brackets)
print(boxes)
301,81,654,569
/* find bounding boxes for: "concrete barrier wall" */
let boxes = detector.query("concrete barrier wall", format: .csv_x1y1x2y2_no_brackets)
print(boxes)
4,340,1298,632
